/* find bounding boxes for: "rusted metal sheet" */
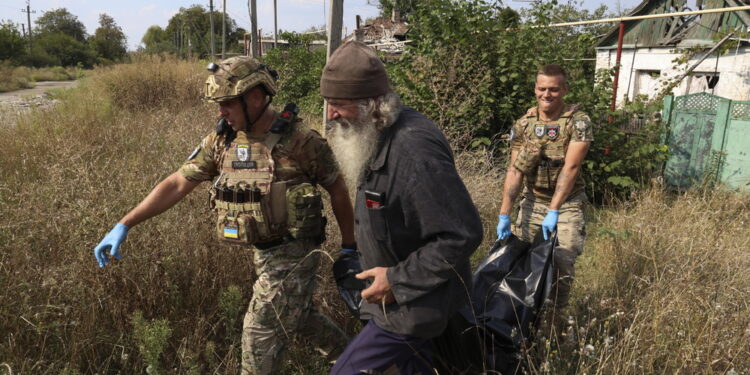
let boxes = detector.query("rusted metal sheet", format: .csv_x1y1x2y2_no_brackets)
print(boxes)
597,0,750,48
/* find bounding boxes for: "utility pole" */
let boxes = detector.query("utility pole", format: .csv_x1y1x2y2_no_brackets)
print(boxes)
274,0,278,48
222,0,227,59
22,0,35,51
209,0,216,59
21,23,26,38
326,0,344,58
248,0,258,57
323,0,344,133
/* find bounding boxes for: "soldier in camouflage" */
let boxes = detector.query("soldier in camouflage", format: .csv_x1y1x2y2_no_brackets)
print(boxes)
93,56,356,374
496,64,593,341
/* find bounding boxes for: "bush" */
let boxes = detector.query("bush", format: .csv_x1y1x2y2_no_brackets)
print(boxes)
91,54,205,111
261,40,326,117
0,61,34,92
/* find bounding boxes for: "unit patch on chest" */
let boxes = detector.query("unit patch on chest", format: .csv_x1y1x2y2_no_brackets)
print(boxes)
236,144,250,161
534,125,545,138
546,124,559,140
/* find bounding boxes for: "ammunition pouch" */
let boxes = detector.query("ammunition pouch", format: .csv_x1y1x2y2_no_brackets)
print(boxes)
212,182,288,245
533,157,565,190
286,183,325,244
513,141,542,175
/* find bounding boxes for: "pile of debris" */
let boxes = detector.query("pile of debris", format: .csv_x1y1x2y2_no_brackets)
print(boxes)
348,17,410,54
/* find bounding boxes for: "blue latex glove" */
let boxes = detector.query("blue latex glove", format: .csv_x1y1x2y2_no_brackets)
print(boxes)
541,209,559,240
94,223,130,268
496,214,512,240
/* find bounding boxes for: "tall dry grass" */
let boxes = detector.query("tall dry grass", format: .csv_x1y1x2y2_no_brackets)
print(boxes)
1,57,748,374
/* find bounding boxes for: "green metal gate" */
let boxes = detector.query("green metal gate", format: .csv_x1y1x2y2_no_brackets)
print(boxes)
662,92,750,192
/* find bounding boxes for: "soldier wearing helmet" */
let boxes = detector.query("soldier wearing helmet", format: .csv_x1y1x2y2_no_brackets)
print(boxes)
92,56,356,374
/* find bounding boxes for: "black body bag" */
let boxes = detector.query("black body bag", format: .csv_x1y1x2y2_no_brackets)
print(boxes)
434,234,556,375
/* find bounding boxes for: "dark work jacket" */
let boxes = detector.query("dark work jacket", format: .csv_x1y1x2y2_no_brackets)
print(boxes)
356,106,483,338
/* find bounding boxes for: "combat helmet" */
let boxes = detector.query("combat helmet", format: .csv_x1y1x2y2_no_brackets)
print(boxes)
204,56,278,102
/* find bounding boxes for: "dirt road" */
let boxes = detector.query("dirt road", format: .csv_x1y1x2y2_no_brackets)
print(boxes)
0,80,78,103
0,81,78,127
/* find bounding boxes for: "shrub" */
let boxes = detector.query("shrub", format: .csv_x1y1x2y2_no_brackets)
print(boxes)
261,40,326,117
90,54,205,111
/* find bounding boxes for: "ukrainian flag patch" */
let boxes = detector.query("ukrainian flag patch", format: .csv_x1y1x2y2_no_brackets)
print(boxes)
223,227,239,239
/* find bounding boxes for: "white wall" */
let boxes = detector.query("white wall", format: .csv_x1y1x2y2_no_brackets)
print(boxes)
595,45,750,106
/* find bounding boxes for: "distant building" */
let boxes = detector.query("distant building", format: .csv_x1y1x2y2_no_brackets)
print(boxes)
595,0,750,106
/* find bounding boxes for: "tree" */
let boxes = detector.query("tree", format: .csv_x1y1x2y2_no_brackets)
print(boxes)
162,5,244,58
89,13,127,62
140,25,175,54
35,8,87,42
0,21,26,62
35,32,95,67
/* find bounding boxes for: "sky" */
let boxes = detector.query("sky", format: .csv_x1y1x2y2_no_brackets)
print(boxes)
0,0,645,51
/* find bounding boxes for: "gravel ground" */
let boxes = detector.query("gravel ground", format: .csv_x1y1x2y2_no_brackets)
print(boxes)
0,81,78,127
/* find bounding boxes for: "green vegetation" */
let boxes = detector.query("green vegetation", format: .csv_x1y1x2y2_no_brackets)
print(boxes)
139,5,246,58
261,33,327,117
1,8,128,68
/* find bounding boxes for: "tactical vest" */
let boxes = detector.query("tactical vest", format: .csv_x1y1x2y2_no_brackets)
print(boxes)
514,105,580,194
211,108,325,246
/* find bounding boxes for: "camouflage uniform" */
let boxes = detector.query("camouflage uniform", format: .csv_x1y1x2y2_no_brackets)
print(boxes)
509,105,593,333
179,114,349,374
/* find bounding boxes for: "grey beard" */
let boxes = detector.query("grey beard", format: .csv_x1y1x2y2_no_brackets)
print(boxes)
328,116,381,191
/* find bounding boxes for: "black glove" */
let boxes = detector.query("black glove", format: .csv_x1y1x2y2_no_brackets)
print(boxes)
332,249,365,318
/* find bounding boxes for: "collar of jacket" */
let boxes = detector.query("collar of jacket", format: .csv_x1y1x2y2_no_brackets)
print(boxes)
367,109,404,172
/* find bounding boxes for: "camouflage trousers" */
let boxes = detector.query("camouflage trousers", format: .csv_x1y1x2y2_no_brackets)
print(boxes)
242,238,349,375
513,192,587,335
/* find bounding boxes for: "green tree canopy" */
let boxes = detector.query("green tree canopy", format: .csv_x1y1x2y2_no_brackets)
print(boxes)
160,5,245,58
140,25,174,54
35,8,87,42
0,21,26,62
89,13,128,62
35,32,95,66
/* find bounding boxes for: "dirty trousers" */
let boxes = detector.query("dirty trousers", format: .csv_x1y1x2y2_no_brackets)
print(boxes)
513,193,587,326
242,238,349,375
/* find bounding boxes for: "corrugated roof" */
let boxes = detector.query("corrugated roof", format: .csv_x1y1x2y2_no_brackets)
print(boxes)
596,0,750,49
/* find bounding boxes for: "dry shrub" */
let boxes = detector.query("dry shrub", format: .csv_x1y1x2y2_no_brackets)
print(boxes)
534,186,750,374
0,63,34,92
91,54,205,112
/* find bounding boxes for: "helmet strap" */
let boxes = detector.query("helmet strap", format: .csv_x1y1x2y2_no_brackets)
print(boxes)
239,93,273,132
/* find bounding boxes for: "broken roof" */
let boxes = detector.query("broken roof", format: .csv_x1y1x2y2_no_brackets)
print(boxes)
596,0,750,49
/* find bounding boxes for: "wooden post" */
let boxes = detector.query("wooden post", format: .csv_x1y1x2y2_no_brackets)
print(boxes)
326,0,344,58
222,0,227,59
274,0,278,48
248,0,259,57
324,0,344,134
209,0,216,59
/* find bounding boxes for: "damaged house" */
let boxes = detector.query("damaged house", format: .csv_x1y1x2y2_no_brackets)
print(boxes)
595,0,750,107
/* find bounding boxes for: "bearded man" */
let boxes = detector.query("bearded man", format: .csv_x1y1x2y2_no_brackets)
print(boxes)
322,41,483,375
